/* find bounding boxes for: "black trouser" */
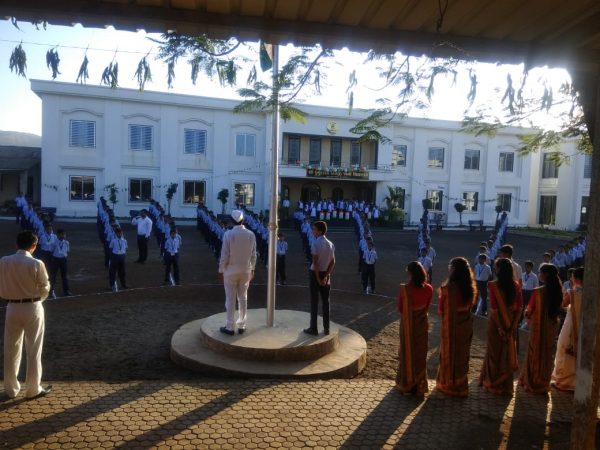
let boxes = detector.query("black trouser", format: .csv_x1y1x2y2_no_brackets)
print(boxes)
39,250,53,273
357,249,364,273
164,253,180,283
361,264,375,292
109,253,126,287
309,270,330,331
50,257,69,294
276,254,286,283
475,280,488,313
137,235,149,262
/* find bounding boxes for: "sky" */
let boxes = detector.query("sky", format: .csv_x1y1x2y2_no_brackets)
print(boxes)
0,19,573,137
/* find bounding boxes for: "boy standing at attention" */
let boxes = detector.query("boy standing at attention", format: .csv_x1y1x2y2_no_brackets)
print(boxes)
108,227,128,291
276,232,288,285
163,227,182,286
361,238,377,294
474,253,492,316
50,229,71,298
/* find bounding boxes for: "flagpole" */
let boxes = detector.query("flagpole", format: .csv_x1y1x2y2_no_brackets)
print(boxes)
266,45,279,327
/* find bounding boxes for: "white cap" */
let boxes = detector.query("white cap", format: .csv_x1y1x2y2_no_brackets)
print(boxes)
231,209,244,223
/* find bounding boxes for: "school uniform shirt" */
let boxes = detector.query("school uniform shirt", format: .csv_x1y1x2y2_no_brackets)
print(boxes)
417,256,432,272
474,263,492,282
276,240,288,255
310,235,335,272
522,271,539,291
553,252,568,268
132,216,153,237
109,237,128,255
363,248,377,265
52,239,70,258
39,232,58,252
164,236,181,256
425,247,436,262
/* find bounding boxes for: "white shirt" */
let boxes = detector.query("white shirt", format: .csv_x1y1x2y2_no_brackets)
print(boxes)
418,256,432,272
522,271,539,291
39,232,57,252
511,260,523,282
219,225,257,275
474,263,492,282
109,237,128,255
132,216,153,237
0,250,50,300
363,248,377,265
311,235,335,272
164,236,181,255
52,239,70,258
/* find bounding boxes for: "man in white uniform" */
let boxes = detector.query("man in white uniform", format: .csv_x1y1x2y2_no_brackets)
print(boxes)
0,231,52,399
131,209,153,263
218,210,257,335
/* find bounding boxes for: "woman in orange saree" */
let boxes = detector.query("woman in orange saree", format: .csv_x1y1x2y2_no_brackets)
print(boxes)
480,258,523,396
396,261,433,396
518,264,562,394
436,257,477,397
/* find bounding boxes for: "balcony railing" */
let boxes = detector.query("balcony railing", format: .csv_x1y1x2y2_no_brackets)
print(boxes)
279,160,394,172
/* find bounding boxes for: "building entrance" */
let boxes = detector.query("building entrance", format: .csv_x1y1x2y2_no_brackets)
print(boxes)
301,182,321,203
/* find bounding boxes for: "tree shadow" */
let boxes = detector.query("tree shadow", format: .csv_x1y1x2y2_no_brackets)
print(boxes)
339,387,425,449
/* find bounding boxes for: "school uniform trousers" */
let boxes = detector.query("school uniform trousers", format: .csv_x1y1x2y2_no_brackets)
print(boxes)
109,253,127,288
50,257,69,295
164,252,180,284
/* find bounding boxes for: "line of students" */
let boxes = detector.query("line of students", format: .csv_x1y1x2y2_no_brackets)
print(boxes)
396,255,585,398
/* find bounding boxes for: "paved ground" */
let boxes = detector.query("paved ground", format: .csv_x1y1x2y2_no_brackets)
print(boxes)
0,218,596,448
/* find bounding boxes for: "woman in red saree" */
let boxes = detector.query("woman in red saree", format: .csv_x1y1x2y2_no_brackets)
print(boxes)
479,258,523,396
396,261,433,396
518,264,562,394
436,257,477,397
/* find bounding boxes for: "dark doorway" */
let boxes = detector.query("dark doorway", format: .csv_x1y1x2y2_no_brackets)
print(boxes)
301,182,321,203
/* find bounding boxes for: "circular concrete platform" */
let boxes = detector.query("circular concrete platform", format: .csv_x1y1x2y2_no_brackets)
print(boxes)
171,308,367,378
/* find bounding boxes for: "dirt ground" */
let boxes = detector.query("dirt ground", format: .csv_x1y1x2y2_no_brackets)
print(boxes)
0,218,565,382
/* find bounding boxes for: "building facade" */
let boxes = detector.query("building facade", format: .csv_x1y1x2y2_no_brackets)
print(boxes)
32,80,589,229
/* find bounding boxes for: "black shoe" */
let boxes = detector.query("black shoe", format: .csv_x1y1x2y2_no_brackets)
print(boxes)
324,329,330,335
220,326,234,336
303,328,318,336
238,328,245,334
28,385,52,400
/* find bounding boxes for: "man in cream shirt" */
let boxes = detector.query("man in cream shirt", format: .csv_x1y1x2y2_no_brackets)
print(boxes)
0,231,52,399
218,210,257,335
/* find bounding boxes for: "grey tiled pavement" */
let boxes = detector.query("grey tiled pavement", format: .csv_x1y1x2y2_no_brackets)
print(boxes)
0,379,585,449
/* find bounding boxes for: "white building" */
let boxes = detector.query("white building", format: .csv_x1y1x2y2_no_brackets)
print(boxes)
31,80,590,230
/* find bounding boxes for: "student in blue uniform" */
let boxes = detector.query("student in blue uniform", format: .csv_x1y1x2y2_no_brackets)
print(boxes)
163,227,182,286
108,227,128,291
49,229,71,298
276,232,288,285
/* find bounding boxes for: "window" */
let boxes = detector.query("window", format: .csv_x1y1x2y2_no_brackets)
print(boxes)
234,183,255,206
392,145,407,167
129,124,153,151
288,136,300,164
351,141,362,166
464,149,480,170
584,154,592,179
330,139,342,167
69,176,95,201
539,195,557,225
462,192,478,211
497,193,512,212
183,180,205,204
426,190,443,211
542,154,559,178
129,178,152,202
184,129,207,154
309,138,321,165
236,133,256,157
69,120,96,148
498,152,514,172
428,147,444,169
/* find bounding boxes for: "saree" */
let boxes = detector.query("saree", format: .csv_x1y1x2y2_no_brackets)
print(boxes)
518,287,559,394
396,284,429,395
480,282,520,396
551,287,582,390
436,285,474,397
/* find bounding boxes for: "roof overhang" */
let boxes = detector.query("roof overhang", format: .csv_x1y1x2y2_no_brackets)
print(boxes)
2,0,600,72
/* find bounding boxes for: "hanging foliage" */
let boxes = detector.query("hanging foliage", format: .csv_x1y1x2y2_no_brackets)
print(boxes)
46,48,61,79
101,61,119,88
76,54,89,84
9,43,27,78
134,54,152,91
167,58,176,89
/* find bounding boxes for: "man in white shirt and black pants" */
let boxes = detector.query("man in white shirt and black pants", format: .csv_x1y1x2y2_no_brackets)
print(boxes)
0,231,52,399
132,209,153,263
218,210,257,335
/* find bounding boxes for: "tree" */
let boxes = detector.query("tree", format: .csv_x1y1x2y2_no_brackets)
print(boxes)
165,182,178,215
217,188,229,215
103,183,119,210
422,199,432,210
454,202,466,226
383,185,405,222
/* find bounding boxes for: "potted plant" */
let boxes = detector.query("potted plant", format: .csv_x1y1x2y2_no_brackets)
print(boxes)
454,202,466,226
166,182,178,215
104,183,119,210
